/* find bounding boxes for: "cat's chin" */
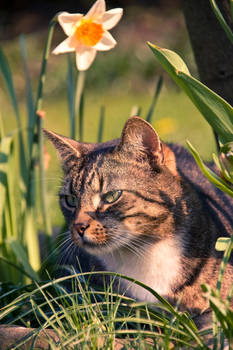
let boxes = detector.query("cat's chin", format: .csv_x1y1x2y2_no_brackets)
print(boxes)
76,239,120,256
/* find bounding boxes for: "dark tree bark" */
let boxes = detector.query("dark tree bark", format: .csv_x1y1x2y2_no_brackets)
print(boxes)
181,0,233,107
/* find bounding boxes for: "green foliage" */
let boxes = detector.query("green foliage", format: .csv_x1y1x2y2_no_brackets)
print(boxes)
0,19,58,282
148,38,233,254
0,272,209,349
148,43,233,144
202,283,233,347
209,0,233,45
0,2,233,348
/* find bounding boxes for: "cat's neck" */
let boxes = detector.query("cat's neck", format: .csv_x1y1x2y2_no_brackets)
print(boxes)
102,237,182,302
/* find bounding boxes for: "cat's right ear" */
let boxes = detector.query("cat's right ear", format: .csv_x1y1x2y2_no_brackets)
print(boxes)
43,129,84,172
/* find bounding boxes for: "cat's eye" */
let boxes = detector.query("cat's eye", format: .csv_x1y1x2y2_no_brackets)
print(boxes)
64,195,77,208
102,190,122,204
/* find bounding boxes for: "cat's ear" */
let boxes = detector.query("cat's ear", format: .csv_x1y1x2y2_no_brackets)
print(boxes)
118,116,164,165
43,129,85,171
118,116,178,175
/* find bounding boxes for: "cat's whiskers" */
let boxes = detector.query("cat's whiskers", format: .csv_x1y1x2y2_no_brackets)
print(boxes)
110,227,159,259
56,234,75,266
108,231,153,260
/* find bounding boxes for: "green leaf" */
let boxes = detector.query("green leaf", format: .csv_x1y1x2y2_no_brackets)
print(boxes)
215,237,231,251
0,113,4,138
202,284,233,341
148,43,233,144
24,207,41,274
213,153,233,184
221,142,233,154
19,35,34,137
0,135,14,237
97,106,105,143
0,47,21,126
209,0,233,45
186,140,233,197
7,239,39,281
146,75,163,124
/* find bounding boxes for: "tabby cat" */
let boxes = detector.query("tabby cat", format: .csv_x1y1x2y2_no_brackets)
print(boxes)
44,116,233,316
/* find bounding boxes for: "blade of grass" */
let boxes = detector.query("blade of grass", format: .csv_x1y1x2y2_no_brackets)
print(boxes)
209,0,233,45
38,111,52,240
97,106,105,143
215,237,231,251
216,234,233,294
0,47,21,125
24,204,41,275
28,14,58,158
146,75,163,123
0,256,36,280
0,47,28,188
129,105,141,117
186,140,233,197
0,112,4,138
67,56,76,139
7,239,39,281
5,140,18,240
19,35,34,139
0,135,13,237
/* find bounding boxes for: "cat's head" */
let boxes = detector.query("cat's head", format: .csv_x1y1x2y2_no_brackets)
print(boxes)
44,117,184,255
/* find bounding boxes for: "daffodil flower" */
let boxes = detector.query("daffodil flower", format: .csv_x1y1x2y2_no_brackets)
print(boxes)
53,0,123,71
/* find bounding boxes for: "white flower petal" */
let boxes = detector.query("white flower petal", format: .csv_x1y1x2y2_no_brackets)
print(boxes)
86,0,106,21
53,37,76,55
101,8,123,30
58,12,83,36
76,46,97,71
94,31,116,51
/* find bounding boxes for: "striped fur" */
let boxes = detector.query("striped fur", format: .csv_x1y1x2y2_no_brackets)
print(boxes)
44,116,233,315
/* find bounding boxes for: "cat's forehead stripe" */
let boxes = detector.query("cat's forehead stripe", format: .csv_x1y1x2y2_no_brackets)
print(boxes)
92,194,101,209
85,169,101,193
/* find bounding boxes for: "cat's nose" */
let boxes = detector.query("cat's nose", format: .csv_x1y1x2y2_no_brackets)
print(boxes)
74,222,90,237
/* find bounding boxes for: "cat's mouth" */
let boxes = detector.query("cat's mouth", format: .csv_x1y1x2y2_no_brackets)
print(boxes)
72,231,121,255
72,230,107,250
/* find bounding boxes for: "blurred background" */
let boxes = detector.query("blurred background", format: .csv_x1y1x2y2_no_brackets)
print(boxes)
0,0,216,226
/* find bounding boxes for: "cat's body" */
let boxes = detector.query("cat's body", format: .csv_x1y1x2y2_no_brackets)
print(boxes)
45,117,233,316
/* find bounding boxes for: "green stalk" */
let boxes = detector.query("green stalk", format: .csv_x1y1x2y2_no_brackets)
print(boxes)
0,112,4,138
209,0,233,45
25,15,57,273
146,75,163,123
212,234,233,349
216,234,233,294
67,56,77,139
29,15,58,158
38,113,52,240
97,106,105,142
75,70,86,141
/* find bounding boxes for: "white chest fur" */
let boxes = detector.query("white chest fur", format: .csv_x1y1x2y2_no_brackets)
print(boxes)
102,238,181,302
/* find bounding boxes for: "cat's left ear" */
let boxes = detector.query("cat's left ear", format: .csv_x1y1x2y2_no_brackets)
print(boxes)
118,116,164,165
118,116,177,175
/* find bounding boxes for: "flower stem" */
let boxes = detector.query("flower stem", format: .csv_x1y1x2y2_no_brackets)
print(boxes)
38,111,52,238
25,15,58,269
75,70,86,141
35,17,58,240
29,15,58,158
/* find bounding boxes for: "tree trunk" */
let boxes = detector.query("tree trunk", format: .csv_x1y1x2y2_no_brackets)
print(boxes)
181,0,233,107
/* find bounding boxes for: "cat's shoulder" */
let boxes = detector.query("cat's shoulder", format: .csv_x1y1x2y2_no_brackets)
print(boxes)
169,143,233,236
